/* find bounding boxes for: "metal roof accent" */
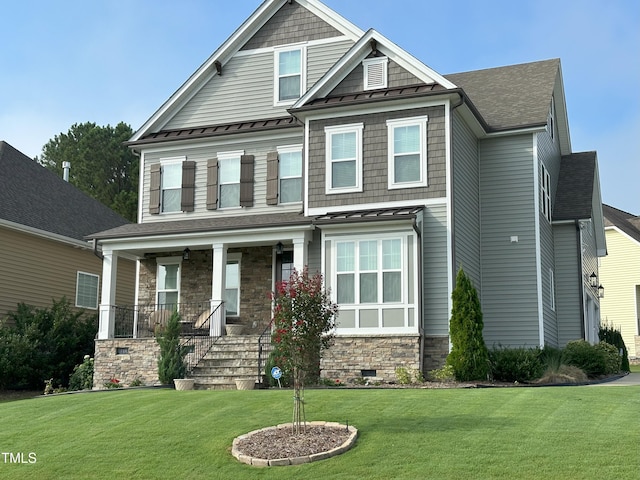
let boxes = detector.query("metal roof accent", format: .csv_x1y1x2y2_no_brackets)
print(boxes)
296,83,446,111
129,116,300,146
313,206,423,224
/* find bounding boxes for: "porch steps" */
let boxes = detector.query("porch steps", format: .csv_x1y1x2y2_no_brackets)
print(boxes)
190,335,263,390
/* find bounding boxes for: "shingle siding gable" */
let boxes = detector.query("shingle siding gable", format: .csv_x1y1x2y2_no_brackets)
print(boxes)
241,1,342,51
330,58,425,96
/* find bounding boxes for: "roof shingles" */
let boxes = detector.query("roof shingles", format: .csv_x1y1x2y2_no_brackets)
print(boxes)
0,141,130,242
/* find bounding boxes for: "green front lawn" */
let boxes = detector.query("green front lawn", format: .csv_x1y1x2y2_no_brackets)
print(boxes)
629,363,640,373
0,387,638,479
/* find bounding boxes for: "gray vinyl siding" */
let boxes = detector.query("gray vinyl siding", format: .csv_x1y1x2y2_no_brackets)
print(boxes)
479,134,540,347
164,40,352,131
553,223,582,345
0,227,135,320
536,130,561,346
451,111,481,287
422,204,450,336
307,228,322,274
308,105,447,209
140,132,303,223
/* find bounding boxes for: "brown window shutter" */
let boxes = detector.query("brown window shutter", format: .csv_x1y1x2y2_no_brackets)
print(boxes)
149,164,161,214
266,151,279,205
181,160,196,212
206,158,218,210
239,154,254,207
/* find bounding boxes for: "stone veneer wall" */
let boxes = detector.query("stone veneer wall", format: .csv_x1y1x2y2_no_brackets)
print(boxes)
138,247,272,334
320,335,421,382
93,339,160,389
320,334,450,383
234,246,273,334
422,335,449,372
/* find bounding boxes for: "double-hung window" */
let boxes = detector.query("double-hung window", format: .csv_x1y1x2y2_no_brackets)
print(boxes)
541,164,551,222
218,152,242,209
277,146,302,203
161,160,183,212
156,257,181,310
275,46,306,105
76,271,99,309
325,123,363,194
387,116,428,189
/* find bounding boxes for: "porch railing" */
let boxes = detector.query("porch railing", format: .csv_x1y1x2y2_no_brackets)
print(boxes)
181,302,225,374
257,322,274,387
112,301,222,339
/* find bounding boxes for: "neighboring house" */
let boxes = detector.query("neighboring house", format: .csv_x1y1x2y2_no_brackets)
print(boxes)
89,0,606,388
600,204,640,360
0,141,136,323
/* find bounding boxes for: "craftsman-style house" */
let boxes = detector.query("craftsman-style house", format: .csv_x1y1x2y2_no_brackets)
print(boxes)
89,0,605,388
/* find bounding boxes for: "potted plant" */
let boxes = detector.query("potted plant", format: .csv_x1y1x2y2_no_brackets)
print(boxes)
156,310,192,390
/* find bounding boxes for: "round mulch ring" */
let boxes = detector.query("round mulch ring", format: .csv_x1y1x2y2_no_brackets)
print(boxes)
232,421,358,467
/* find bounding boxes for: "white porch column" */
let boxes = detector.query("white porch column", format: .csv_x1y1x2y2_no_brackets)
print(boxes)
211,243,227,336
98,250,118,339
293,235,308,274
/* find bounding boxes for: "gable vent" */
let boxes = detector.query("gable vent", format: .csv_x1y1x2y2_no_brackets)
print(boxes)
363,57,388,90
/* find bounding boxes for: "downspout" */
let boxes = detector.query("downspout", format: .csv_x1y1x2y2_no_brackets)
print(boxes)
412,215,425,372
92,238,104,260
575,220,585,339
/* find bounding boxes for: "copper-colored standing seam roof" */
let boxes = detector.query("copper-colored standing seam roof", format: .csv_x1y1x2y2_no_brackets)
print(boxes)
298,83,447,110
127,116,300,146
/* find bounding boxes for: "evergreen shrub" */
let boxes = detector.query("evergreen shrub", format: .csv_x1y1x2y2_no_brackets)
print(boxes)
446,268,489,381
599,324,630,372
489,346,545,382
562,340,607,377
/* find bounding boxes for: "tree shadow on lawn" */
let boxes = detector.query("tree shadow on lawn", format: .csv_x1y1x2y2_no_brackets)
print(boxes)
0,390,42,403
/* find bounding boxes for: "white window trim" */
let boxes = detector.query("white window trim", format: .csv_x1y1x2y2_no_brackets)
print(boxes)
225,253,242,318
386,116,428,189
155,256,182,309
273,44,307,107
76,271,99,310
325,123,364,194
160,156,185,214
328,231,418,334
217,150,244,210
541,164,551,222
547,97,555,141
277,144,303,204
363,56,388,90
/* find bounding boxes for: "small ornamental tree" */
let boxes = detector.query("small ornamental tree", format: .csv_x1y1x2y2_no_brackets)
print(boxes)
156,311,187,386
446,267,490,381
270,267,338,433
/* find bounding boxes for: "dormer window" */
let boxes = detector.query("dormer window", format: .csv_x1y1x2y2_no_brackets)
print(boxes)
363,57,388,90
274,45,306,105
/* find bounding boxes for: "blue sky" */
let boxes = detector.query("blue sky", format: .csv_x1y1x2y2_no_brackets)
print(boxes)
1,0,638,214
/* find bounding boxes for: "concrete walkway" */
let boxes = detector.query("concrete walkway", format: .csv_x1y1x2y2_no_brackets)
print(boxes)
588,372,640,386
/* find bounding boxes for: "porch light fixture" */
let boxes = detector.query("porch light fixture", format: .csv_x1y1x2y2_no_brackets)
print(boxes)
589,272,597,289
276,242,284,255
598,284,605,299
182,248,191,260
